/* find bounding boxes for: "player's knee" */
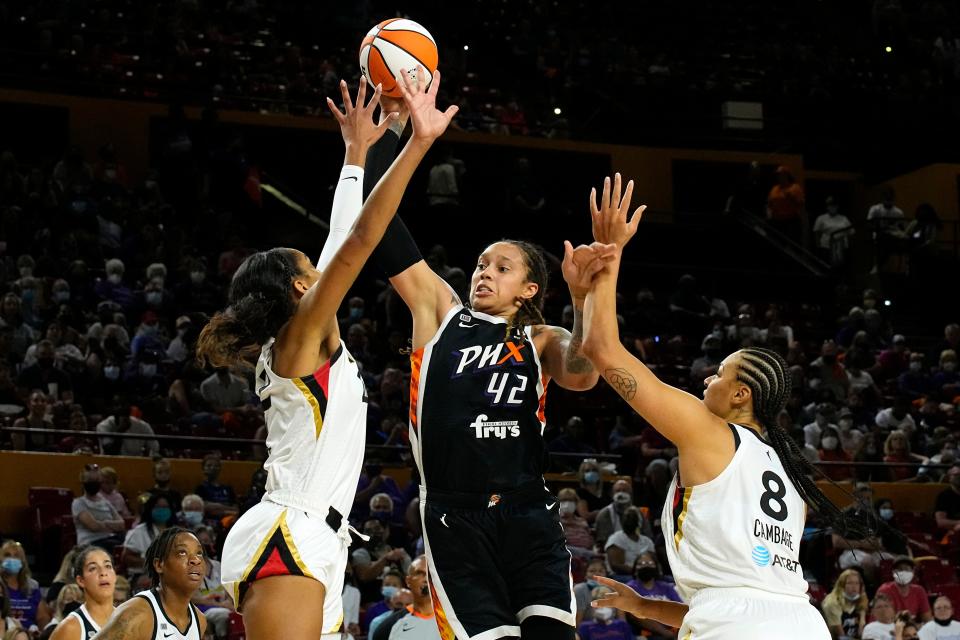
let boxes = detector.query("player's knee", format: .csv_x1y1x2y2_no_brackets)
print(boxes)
519,616,575,640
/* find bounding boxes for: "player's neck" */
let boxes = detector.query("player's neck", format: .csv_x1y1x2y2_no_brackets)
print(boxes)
413,597,433,616
86,597,114,624
158,585,192,625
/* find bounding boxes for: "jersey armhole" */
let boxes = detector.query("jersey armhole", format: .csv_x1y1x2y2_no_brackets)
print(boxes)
728,423,741,451
132,594,158,640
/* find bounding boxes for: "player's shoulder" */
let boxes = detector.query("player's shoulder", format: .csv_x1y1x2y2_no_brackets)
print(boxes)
96,596,154,639
49,614,80,639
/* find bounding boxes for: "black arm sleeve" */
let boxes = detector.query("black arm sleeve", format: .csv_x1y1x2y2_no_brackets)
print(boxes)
365,129,424,278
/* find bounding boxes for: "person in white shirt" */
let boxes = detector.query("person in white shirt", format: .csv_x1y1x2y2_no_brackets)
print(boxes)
71,465,126,547
813,196,854,265
95,401,160,457
863,594,896,640
199,369,250,412
868,188,906,233
876,404,917,434
603,507,654,578
121,493,174,578
804,403,838,448
165,316,193,363
919,596,960,640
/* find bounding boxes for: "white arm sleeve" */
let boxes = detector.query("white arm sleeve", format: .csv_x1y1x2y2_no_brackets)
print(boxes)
316,164,365,271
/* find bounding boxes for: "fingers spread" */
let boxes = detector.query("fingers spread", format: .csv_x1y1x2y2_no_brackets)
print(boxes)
428,68,442,96
339,79,352,113
325,97,346,123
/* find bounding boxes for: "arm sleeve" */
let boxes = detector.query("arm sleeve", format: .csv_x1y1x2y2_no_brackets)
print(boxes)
316,164,365,271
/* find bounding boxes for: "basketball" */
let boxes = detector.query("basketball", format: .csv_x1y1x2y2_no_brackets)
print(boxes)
359,18,439,98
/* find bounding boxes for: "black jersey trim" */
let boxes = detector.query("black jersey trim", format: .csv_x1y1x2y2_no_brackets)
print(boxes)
152,587,194,637
728,423,741,451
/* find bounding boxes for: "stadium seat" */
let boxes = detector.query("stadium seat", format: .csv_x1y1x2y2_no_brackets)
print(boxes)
896,512,937,534
928,583,960,606
917,558,958,588
28,487,75,570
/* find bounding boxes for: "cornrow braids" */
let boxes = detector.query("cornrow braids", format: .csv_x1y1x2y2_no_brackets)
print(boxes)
736,348,875,539
145,527,196,588
499,239,549,341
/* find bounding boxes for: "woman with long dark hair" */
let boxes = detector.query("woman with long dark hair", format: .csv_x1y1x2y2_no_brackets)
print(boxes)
580,175,869,639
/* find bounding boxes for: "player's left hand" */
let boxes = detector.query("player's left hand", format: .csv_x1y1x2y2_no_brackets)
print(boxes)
590,173,645,251
591,575,650,618
399,66,458,142
562,241,618,296
327,77,399,150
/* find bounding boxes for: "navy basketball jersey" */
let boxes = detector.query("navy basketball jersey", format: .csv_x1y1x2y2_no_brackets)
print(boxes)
409,306,548,493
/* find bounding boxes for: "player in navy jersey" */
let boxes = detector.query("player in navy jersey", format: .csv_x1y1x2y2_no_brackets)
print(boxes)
579,175,868,639
361,122,617,639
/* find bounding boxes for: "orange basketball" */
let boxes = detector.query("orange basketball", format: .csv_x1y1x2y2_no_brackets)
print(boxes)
359,18,439,98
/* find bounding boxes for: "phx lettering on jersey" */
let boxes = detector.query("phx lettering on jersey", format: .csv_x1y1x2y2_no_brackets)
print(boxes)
452,341,527,377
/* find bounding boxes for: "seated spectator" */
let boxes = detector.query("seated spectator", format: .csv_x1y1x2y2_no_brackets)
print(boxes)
604,507,655,579
875,499,910,556
884,430,929,481
43,549,80,609
71,464,126,548
147,457,183,513
367,587,413,639
10,391,55,451
112,576,130,606
576,459,609,523
876,398,918,435
595,479,651,548
819,426,854,481
97,466,131,517
934,464,960,535
864,594,897,640
1,540,50,629
877,557,932,623
16,340,73,403
804,402,837,449
95,398,159,457
353,459,403,524
919,596,960,639
362,570,405,632
821,569,867,640
546,416,596,469
836,407,865,457
199,368,250,413
690,334,722,381
369,493,406,549
833,483,892,582
370,556,436,640
625,551,682,639
194,454,239,519
191,526,232,640
121,492,174,578
899,353,933,400
900,618,922,640
178,494,206,528
574,556,609,625
809,341,849,403
578,585,634,640
341,565,361,639
932,350,960,402
38,583,82,639
353,518,412,587
557,487,594,555
165,316,193,363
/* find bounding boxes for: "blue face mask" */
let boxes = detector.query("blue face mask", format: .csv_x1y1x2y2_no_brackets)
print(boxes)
1,558,22,575
183,511,204,526
879,508,894,521
584,471,600,485
381,586,398,600
152,507,172,524
585,579,598,590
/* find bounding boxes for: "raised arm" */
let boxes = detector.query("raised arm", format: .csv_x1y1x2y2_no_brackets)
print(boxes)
282,69,457,360
580,175,729,455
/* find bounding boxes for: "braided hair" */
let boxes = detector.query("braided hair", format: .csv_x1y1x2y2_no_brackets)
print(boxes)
196,248,301,369
145,527,198,588
498,240,548,341
736,348,874,539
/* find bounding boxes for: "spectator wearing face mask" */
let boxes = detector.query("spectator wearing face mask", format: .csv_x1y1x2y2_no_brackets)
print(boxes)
372,556,438,640
195,454,238,519
367,587,413,639
165,316,193,363
595,480,650,548
873,499,910,556
578,586,634,640
97,467,131,517
574,557,609,625
803,402,838,449
557,487,594,555
369,493,405,549
362,570,406,633
833,483,893,582
876,398,918,435
884,430,928,481
919,596,960,640
932,350,960,402
899,353,933,400
576,459,609,523
604,507,654,579
809,341,849,403
121,492,174,578
820,569,867,640
16,339,73,403
1,540,50,629
934,465,960,536
877,557,933,623
353,518,412,592
835,408,864,455
72,464,126,547
691,335,722,381
148,457,183,513
95,398,159,457
10,391,55,451
177,494,205,529
199,367,250,413
624,551,681,640
819,426,854,481
94,259,133,309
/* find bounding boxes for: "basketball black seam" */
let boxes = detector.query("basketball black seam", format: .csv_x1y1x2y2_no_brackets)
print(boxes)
373,37,434,82
379,28,436,43
370,43,397,87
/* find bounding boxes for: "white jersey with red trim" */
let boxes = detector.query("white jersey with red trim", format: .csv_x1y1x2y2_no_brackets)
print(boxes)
661,423,809,602
255,338,368,519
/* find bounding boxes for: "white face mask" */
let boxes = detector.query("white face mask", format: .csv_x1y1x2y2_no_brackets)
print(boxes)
613,491,632,506
107,273,122,285
558,501,576,516
894,570,914,586
103,365,121,381
139,363,158,377
909,361,922,372
594,607,614,622
821,437,839,451
944,362,957,372
839,418,854,430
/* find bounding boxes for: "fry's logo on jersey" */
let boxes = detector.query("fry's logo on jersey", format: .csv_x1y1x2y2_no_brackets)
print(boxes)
471,414,520,439
452,341,527,377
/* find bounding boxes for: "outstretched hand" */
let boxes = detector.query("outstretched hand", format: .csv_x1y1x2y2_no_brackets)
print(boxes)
398,66,459,142
326,76,399,149
562,241,618,296
590,576,649,618
590,173,646,250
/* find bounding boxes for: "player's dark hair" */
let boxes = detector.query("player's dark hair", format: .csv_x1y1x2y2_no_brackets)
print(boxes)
145,527,196,588
72,545,110,580
196,248,301,369
499,240,548,340
736,348,873,539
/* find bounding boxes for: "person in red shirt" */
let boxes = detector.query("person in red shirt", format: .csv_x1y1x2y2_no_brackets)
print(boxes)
876,556,933,623
766,166,807,246
818,427,854,481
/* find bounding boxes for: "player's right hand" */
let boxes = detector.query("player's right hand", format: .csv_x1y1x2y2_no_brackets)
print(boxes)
590,173,645,251
398,66,458,142
590,575,650,618
327,76,399,150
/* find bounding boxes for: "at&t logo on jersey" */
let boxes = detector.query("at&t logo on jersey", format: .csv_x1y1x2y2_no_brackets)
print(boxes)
470,414,520,439
750,543,800,573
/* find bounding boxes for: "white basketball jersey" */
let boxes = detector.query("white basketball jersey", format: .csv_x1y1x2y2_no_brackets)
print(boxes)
662,423,809,602
135,589,202,640
65,604,101,640
255,339,368,519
